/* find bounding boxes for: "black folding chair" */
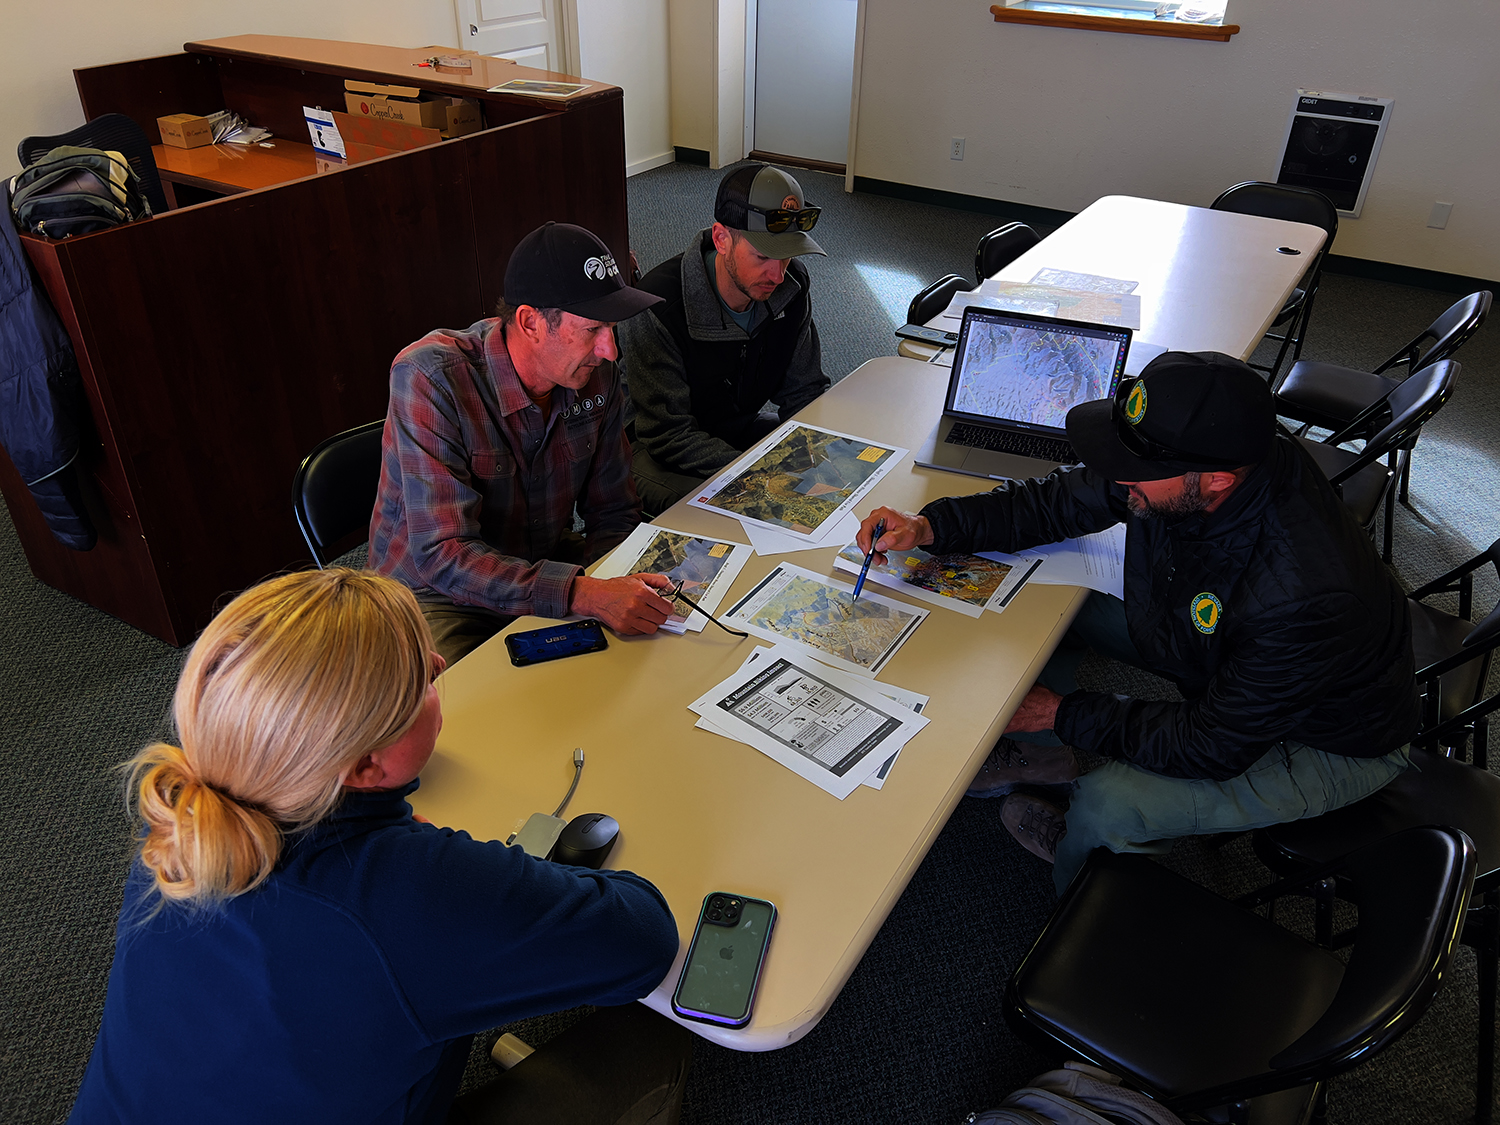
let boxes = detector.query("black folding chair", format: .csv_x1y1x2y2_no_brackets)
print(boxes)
1007,827,1475,1123
291,421,386,568
974,221,1040,284
1294,358,1458,562
1275,291,1490,507
18,113,170,217
1211,182,1338,382
1257,758,1500,1123
1408,537,1500,766
904,273,971,329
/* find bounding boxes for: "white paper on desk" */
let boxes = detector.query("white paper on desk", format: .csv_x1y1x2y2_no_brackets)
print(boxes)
689,421,907,544
743,511,859,556
940,279,1142,331
591,523,750,633
832,541,1041,618
1012,523,1126,600
1029,268,1139,295
695,645,929,789
689,647,929,799
722,562,928,677
302,107,345,159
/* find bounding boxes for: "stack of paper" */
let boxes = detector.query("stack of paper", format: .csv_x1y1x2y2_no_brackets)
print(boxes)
591,524,750,633
690,644,930,799
689,421,908,555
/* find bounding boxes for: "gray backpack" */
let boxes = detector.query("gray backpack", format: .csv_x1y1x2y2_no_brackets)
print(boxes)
968,1062,1185,1125
10,145,152,239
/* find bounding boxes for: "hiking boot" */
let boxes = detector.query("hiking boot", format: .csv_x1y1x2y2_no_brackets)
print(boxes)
1001,793,1068,864
965,737,1078,798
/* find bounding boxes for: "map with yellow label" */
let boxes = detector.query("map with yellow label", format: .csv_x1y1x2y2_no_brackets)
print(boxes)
695,424,898,535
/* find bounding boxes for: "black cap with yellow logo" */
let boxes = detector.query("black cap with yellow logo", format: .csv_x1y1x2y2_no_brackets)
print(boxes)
1065,351,1275,481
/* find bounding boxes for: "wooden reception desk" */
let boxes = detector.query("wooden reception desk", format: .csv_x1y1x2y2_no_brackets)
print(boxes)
2,37,630,645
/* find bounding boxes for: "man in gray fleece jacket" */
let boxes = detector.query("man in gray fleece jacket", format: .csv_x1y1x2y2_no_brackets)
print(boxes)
618,163,830,514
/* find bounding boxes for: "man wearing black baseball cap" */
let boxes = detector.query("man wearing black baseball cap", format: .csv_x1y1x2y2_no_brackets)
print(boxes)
370,221,677,662
857,351,1418,893
618,162,830,513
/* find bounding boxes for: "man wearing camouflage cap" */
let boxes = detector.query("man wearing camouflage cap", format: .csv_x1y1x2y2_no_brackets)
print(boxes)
619,162,830,514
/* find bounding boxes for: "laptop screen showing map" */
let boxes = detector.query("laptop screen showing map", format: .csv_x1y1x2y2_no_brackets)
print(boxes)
946,307,1132,435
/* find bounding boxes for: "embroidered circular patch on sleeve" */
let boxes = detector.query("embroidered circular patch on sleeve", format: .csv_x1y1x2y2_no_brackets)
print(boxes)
1191,592,1222,634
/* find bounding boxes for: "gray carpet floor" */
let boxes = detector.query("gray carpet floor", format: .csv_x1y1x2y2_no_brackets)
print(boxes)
2,161,1497,1124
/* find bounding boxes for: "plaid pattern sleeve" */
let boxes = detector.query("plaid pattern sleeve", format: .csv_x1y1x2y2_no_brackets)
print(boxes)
369,321,636,619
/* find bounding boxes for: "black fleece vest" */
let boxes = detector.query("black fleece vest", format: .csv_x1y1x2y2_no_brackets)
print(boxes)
636,246,810,450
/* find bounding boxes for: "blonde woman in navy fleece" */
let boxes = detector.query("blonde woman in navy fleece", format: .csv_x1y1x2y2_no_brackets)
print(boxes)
70,569,689,1125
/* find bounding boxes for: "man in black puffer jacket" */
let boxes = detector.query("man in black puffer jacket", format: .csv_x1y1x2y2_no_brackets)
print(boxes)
857,351,1417,893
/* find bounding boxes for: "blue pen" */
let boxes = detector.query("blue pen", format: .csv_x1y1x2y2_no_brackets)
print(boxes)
852,519,885,606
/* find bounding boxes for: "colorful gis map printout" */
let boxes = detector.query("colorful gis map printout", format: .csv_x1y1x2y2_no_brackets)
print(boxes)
691,423,903,539
833,543,1040,619
953,323,1121,431
722,562,927,676
591,523,749,633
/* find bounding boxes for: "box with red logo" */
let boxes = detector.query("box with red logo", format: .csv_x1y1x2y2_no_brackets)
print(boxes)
343,81,482,138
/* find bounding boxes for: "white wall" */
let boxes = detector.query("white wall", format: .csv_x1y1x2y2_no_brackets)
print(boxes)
576,0,673,175
2,0,459,178
851,0,1500,279
668,0,716,158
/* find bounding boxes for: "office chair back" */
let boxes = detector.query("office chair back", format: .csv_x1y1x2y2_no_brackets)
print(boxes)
974,222,1040,284
18,113,170,218
1266,825,1476,1073
1376,289,1492,377
291,421,386,568
907,273,971,326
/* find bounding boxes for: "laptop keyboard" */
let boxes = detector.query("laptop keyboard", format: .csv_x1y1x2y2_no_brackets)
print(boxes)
946,422,1075,464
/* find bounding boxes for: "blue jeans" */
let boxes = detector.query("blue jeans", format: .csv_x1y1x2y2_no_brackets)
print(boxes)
1028,593,1412,894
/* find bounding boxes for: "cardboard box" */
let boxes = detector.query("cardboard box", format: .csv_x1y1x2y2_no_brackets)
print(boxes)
157,113,213,149
332,112,441,164
343,81,483,139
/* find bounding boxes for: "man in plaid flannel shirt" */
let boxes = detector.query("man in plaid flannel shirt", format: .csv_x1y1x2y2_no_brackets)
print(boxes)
370,222,677,662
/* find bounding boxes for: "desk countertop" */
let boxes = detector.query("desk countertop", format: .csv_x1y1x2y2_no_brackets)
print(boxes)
185,35,618,106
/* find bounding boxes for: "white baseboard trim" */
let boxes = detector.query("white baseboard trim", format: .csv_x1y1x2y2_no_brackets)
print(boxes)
627,150,676,177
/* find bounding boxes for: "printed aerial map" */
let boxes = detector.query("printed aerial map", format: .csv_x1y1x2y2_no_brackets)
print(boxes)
836,543,1014,610
740,571,920,671
954,325,1119,430
702,426,895,534
626,530,733,628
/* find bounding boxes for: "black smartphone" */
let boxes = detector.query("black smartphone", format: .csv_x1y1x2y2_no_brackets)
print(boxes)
504,619,608,667
895,323,958,346
671,892,777,1028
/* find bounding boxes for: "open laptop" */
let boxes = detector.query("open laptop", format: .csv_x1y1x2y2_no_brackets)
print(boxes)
913,306,1132,480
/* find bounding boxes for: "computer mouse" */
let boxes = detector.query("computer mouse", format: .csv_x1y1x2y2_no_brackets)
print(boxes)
550,812,619,869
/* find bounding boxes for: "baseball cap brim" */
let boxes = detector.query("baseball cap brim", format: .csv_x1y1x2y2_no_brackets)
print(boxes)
559,285,663,322
738,229,826,260
1065,399,1220,482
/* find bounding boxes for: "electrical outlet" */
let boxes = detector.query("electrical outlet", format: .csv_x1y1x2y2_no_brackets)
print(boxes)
1428,201,1453,230
950,136,965,161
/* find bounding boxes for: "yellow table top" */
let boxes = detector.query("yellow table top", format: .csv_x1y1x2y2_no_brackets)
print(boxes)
411,356,1087,1050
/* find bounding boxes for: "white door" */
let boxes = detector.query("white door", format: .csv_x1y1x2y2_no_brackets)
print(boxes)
752,0,858,165
455,0,565,71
